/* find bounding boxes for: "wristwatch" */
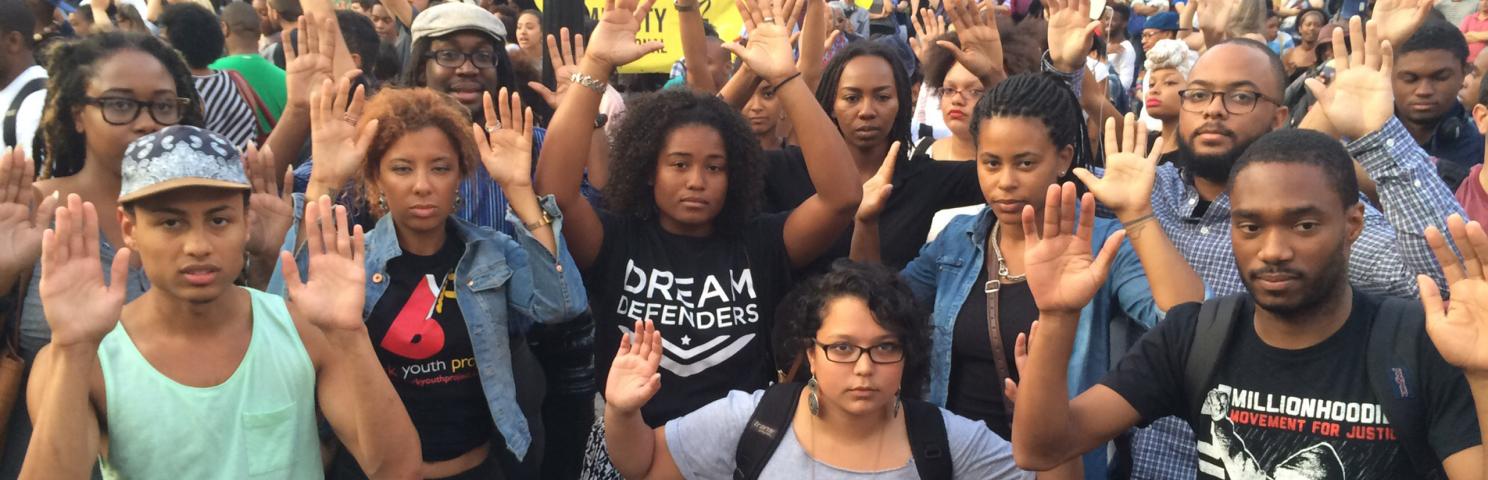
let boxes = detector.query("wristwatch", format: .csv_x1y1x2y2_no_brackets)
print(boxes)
524,208,553,231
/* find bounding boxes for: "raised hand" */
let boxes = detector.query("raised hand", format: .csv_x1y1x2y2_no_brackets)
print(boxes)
1045,0,1101,73
856,141,900,223
1001,320,1038,407
473,89,536,190
279,196,367,332
283,12,338,111
39,195,130,348
1370,0,1432,48
1193,0,1236,41
307,72,374,192
1304,17,1394,140
939,0,1005,86
528,28,586,109
244,144,295,260
584,0,666,70
1419,215,1488,376
1074,113,1162,220
909,9,947,66
604,319,664,413
725,0,807,84
1022,183,1125,316
0,148,57,290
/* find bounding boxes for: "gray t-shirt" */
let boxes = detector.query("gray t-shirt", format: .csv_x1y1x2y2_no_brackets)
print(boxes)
665,390,1033,479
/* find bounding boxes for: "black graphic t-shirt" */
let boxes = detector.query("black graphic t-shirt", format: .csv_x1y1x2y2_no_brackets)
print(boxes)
762,146,983,273
366,233,493,461
1100,291,1481,479
586,211,793,427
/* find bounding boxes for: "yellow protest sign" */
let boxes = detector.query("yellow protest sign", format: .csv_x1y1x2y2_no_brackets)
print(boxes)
533,0,874,74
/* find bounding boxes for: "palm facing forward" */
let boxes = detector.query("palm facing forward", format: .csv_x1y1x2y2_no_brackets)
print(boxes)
1420,216,1488,376
1022,183,1125,315
40,195,130,348
605,320,664,413
280,196,367,332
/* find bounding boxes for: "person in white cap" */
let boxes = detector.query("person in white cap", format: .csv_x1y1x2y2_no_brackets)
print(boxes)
20,125,420,479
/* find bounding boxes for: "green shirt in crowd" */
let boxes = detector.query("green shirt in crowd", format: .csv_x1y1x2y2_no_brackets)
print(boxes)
209,54,287,133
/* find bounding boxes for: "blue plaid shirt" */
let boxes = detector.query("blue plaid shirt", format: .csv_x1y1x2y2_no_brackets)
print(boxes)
1045,53,1466,479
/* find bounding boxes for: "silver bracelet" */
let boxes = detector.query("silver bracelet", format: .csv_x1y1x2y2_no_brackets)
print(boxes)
570,72,606,94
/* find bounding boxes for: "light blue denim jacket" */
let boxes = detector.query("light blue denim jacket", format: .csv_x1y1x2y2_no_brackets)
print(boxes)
271,194,587,459
899,206,1166,478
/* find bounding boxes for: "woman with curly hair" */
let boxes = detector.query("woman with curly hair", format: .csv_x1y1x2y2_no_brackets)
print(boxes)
602,261,1033,478
533,0,859,476
286,83,587,478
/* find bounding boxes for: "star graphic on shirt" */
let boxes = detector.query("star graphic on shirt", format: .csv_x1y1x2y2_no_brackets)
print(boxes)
681,335,692,346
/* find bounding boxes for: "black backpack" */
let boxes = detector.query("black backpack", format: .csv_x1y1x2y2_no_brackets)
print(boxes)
734,382,953,480
1184,294,1445,479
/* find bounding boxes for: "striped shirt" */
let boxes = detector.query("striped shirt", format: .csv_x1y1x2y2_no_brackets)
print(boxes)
193,71,258,150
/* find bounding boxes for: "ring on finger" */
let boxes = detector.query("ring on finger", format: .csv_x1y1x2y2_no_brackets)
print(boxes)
764,16,775,22
487,120,502,132
342,112,357,127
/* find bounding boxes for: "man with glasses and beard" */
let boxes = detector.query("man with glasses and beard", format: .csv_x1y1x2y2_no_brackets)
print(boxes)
1043,0,1466,476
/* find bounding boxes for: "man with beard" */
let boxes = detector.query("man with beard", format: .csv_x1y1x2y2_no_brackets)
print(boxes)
1045,2,1464,476
1011,124,1487,479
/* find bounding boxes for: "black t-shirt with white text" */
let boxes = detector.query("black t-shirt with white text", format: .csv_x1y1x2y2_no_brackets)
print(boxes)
586,211,794,426
1100,291,1480,479
365,232,494,461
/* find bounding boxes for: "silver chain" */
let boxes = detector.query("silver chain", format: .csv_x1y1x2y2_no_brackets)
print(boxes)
991,222,1026,283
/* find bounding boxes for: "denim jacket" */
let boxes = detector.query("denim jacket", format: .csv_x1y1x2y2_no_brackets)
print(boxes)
900,206,1165,477
271,194,587,459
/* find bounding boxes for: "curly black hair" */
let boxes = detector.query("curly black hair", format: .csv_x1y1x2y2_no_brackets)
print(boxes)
34,32,204,178
604,89,765,235
816,41,913,162
774,260,931,399
157,3,222,70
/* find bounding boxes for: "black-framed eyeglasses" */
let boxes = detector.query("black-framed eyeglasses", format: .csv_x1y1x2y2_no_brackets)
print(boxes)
426,49,498,69
1177,89,1278,115
79,96,191,126
935,86,986,101
814,340,905,364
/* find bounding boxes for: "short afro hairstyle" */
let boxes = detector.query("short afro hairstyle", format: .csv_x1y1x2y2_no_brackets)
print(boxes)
1227,129,1359,208
1399,18,1470,67
158,2,224,70
774,260,931,398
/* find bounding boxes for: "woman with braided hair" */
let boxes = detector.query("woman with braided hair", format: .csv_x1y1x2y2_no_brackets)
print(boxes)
855,72,1204,478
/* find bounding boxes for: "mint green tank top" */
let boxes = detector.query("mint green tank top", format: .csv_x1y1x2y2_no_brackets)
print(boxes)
97,288,323,479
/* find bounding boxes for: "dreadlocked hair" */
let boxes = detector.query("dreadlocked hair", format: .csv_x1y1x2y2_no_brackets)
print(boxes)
969,73,1095,179
604,89,765,235
34,31,203,178
816,41,913,162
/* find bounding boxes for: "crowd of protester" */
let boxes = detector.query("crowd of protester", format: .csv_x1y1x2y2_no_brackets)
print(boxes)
5,0,1488,477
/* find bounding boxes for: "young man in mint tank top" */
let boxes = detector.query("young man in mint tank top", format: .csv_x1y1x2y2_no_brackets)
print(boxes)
18,126,421,479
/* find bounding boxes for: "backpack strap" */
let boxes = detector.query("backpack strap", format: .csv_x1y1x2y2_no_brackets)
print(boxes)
1366,297,1445,479
222,69,276,143
4,77,45,148
910,135,935,161
1185,294,1245,421
902,399,954,480
735,382,808,480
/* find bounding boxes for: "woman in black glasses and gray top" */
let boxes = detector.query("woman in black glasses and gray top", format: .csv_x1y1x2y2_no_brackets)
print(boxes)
602,261,1044,479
